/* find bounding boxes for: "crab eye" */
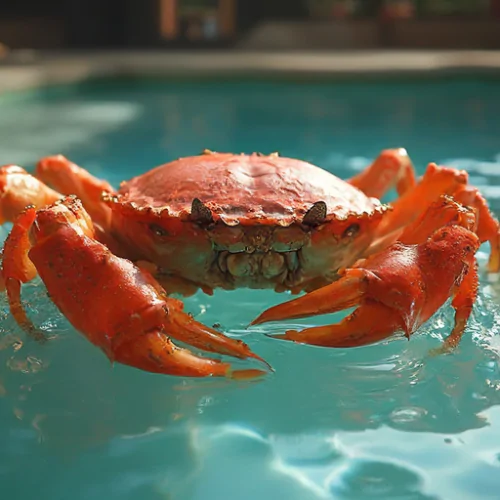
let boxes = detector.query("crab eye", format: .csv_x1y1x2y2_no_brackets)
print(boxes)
149,223,169,237
343,223,360,239
303,201,327,227
191,198,214,226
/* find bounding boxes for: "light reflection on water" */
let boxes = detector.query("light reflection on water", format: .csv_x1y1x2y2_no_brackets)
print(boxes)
0,78,500,499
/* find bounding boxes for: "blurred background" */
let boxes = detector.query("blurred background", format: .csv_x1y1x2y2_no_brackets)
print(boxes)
1,0,500,52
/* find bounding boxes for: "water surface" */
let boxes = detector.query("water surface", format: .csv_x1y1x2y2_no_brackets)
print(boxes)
1,78,500,499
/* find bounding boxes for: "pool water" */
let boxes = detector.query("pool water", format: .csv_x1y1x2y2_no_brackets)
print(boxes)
1,78,500,500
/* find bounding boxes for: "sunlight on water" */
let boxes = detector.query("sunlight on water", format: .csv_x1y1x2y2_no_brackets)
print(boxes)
1,78,500,499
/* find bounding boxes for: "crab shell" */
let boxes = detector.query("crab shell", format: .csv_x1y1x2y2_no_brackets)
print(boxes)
105,153,389,293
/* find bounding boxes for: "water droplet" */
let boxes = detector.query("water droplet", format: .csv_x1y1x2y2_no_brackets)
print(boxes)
390,407,427,424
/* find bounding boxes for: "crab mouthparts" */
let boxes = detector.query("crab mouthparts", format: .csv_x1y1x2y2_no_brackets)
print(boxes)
215,249,301,282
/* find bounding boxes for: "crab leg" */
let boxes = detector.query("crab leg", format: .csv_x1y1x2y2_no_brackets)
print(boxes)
0,164,61,292
349,152,500,269
374,163,469,236
347,148,417,199
2,198,269,378
454,185,500,272
0,163,125,258
253,211,480,350
36,155,114,230
365,195,476,256
0,165,61,224
348,151,469,234
435,261,479,353
395,195,476,244
365,164,500,270
1,207,40,334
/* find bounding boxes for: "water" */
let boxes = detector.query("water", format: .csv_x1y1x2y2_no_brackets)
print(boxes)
1,77,500,499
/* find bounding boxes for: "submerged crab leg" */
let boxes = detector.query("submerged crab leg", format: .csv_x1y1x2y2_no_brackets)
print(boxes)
2,198,269,378
254,208,481,350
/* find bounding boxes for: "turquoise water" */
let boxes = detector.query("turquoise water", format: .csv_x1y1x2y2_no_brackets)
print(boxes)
1,78,500,499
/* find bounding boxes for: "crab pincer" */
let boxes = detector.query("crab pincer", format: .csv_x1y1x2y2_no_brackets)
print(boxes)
1,197,269,379
253,198,481,352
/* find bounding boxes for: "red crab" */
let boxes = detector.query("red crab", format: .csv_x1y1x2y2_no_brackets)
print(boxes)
0,149,499,378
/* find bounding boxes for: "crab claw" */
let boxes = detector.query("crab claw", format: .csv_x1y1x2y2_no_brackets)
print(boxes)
111,321,268,380
109,305,270,379
253,223,480,352
106,295,271,378
251,268,367,326
2,197,270,379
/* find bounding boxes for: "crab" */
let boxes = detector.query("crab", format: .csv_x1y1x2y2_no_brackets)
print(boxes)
0,149,499,378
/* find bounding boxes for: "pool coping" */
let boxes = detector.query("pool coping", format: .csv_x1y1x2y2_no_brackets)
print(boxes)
1,49,500,93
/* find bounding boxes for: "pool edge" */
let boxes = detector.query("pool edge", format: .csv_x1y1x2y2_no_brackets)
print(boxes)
1,49,500,93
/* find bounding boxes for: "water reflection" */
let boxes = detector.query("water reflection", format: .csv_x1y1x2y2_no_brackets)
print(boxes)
1,277,500,444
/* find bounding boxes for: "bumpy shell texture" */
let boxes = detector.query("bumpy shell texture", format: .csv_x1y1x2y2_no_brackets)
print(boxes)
117,152,386,226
